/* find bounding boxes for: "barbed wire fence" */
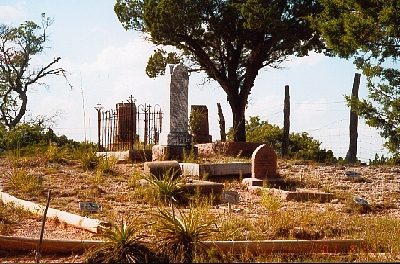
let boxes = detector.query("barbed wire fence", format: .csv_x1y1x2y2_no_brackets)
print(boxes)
53,98,388,163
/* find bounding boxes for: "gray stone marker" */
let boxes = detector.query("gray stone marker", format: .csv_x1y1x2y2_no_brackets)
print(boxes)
167,64,191,146
79,202,102,212
221,190,240,204
152,64,192,161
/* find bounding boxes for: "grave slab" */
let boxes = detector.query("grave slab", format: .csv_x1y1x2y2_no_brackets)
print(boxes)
180,162,251,178
152,145,197,161
144,160,182,179
179,180,224,198
267,188,335,203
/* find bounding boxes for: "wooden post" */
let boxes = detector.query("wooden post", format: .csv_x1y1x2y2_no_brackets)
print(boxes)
282,85,290,157
217,103,226,142
36,190,51,263
346,73,361,164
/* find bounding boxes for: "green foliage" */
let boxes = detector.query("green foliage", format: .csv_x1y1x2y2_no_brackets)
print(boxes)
189,107,204,144
146,49,180,78
314,1,400,155
85,221,165,263
0,122,78,153
5,168,43,196
229,116,336,163
74,143,99,170
96,156,118,175
182,147,198,163
369,153,400,165
155,207,215,263
242,116,283,150
146,169,184,204
114,0,325,142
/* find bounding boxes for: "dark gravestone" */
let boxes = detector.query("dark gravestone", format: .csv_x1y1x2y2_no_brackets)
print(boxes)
190,105,212,144
251,144,278,180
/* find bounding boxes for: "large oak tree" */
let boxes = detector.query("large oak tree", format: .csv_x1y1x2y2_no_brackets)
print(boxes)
114,0,324,142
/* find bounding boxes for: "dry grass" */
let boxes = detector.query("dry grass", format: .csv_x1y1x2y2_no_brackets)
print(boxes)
1,155,400,262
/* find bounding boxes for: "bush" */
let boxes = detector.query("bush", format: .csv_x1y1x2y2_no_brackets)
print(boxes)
0,122,79,154
74,143,99,170
228,116,337,163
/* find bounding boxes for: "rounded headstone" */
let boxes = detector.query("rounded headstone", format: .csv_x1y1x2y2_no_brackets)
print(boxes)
251,144,277,179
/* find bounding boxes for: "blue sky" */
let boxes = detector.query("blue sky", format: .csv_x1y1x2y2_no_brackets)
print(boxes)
0,0,388,161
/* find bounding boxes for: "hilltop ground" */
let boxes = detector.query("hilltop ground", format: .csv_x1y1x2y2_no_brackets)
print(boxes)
0,156,400,262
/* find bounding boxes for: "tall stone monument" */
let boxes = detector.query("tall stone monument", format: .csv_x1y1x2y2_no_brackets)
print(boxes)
152,64,192,161
167,64,192,146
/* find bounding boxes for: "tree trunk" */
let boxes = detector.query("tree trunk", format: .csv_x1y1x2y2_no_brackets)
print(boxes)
230,103,246,142
8,91,28,129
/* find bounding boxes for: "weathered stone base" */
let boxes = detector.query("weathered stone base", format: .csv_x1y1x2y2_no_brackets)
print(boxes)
193,134,212,144
152,145,198,161
180,162,251,178
167,132,192,146
129,149,152,162
196,142,263,158
268,188,335,203
180,180,224,200
144,160,182,179
242,178,264,187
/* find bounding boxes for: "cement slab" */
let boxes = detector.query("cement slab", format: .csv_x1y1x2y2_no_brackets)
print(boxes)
96,151,130,162
180,162,251,178
268,188,335,203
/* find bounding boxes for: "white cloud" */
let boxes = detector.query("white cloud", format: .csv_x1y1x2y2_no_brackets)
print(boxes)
0,5,24,24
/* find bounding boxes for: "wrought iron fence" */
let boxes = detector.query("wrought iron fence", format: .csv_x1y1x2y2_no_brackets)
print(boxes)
95,96,163,151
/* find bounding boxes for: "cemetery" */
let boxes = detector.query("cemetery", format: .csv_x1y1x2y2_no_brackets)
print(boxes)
0,64,400,263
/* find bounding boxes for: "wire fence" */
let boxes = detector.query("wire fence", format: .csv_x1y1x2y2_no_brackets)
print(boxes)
53,99,388,163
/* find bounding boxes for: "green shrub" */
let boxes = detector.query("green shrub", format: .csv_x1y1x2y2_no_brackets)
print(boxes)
228,116,337,163
74,143,99,170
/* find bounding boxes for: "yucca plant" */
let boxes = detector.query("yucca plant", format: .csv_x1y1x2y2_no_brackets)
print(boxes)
155,207,215,263
85,221,166,263
146,169,185,204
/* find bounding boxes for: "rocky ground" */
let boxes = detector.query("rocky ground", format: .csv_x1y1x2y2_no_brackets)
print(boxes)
0,157,400,263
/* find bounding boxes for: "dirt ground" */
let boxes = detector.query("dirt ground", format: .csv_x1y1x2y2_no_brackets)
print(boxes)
1,157,400,263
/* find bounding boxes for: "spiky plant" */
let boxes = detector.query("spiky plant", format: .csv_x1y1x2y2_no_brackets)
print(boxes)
85,221,166,263
146,169,185,204
155,207,215,263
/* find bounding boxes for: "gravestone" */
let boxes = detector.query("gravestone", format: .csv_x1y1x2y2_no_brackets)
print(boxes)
166,64,191,146
190,105,212,144
152,64,193,161
251,144,277,179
